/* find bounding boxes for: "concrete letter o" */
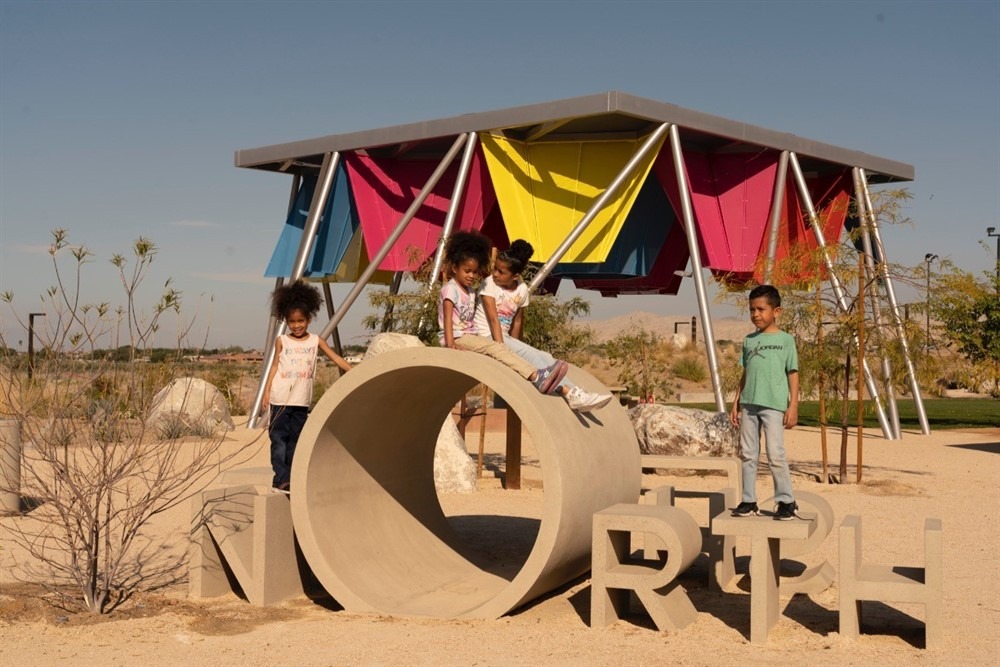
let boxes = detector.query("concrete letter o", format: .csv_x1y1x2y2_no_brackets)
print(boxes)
290,347,640,619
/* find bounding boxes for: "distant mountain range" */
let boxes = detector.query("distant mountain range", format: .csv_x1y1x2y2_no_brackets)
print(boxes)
583,311,753,344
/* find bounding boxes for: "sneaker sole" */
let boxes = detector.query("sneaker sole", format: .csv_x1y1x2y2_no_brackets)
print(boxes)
731,511,759,517
539,361,569,394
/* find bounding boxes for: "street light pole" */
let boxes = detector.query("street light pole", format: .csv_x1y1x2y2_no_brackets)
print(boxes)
924,254,937,353
27,312,45,380
987,227,999,282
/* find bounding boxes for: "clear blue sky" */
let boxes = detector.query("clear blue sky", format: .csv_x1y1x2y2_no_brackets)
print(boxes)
1,0,998,350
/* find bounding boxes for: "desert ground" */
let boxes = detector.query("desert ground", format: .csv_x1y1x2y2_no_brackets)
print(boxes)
1,413,998,667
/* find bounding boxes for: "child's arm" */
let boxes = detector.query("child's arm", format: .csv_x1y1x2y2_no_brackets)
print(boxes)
442,299,457,348
262,337,284,410
729,370,745,427
480,295,505,343
318,338,353,373
509,307,525,341
784,370,799,428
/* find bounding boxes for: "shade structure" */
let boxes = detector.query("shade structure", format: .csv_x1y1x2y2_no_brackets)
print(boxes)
344,147,497,273
480,131,666,264
264,168,358,278
551,174,672,279
757,168,852,285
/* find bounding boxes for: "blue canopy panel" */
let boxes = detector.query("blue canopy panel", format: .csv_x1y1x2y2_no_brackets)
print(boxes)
264,167,359,278
551,175,673,279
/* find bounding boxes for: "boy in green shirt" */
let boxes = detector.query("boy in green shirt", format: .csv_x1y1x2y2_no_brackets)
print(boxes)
728,285,800,520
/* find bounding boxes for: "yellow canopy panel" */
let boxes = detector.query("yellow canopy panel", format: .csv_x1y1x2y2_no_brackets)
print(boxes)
479,131,665,263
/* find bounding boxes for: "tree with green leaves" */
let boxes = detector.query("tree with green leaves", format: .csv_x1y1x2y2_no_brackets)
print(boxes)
603,324,672,400
929,258,1000,395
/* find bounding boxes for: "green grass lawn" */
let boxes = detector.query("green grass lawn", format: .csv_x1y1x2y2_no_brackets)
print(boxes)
674,398,999,430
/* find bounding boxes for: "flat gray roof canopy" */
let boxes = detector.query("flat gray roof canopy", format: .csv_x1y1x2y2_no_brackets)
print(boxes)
234,91,913,183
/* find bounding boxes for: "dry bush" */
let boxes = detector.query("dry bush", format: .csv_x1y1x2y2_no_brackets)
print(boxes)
0,230,260,613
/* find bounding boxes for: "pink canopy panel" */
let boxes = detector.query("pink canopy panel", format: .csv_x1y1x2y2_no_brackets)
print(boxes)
758,169,852,285
650,148,779,278
344,147,497,272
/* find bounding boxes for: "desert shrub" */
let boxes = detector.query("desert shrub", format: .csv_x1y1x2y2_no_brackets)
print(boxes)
672,356,708,383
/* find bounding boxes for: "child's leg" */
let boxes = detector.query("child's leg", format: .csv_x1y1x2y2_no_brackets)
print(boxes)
503,335,575,392
738,405,763,503
283,406,309,483
760,408,794,504
454,335,537,380
269,405,292,487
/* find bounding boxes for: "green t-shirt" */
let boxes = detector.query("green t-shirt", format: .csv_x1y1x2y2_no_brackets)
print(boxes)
739,330,798,413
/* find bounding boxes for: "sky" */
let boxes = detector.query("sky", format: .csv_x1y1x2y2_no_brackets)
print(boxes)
1,0,998,351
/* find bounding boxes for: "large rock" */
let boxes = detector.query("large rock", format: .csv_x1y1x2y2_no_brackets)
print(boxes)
147,377,234,437
364,333,477,494
629,404,738,473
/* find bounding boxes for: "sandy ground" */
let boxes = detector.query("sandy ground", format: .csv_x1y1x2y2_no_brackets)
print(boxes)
1,415,998,667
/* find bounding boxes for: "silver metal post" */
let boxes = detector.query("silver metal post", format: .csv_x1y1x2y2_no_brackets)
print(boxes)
858,169,930,434
319,133,470,340
249,159,338,427
528,123,671,291
668,125,726,412
290,153,341,282
762,151,790,284
853,168,900,438
428,133,479,289
789,154,894,439
321,281,343,357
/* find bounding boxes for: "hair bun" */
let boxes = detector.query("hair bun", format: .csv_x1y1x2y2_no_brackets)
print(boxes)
508,239,534,263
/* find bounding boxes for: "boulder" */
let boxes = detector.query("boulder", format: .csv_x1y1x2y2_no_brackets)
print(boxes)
364,333,477,494
629,404,738,475
147,377,234,437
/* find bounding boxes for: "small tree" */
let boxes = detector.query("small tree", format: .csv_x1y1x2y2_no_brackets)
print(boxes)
0,229,258,614
604,324,673,400
929,258,1000,395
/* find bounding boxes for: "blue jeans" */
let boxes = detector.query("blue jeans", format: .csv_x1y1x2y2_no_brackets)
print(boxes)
738,405,794,504
502,335,575,391
269,405,308,487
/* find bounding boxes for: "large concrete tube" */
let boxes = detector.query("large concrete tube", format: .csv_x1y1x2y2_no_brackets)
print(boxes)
291,347,640,619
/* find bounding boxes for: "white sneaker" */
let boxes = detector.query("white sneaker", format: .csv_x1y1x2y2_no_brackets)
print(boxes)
565,386,614,412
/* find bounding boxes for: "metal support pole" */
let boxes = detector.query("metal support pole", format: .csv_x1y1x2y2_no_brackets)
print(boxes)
858,168,930,434
319,133,470,340
428,133,479,289
762,151,790,284
528,123,671,292
250,159,339,427
669,125,725,412
321,282,343,357
853,168,900,438
788,153,894,439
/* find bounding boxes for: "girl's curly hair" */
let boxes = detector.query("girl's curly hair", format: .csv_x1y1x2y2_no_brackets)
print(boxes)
270,280,322,321
444,231,491,273
496,239,534,275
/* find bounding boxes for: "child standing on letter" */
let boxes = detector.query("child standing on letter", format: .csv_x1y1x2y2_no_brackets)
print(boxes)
729,285,800,520
263,281,352,494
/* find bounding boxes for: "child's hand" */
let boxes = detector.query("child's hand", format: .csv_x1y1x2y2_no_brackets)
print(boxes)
729,405,739,428
784,407,798,429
